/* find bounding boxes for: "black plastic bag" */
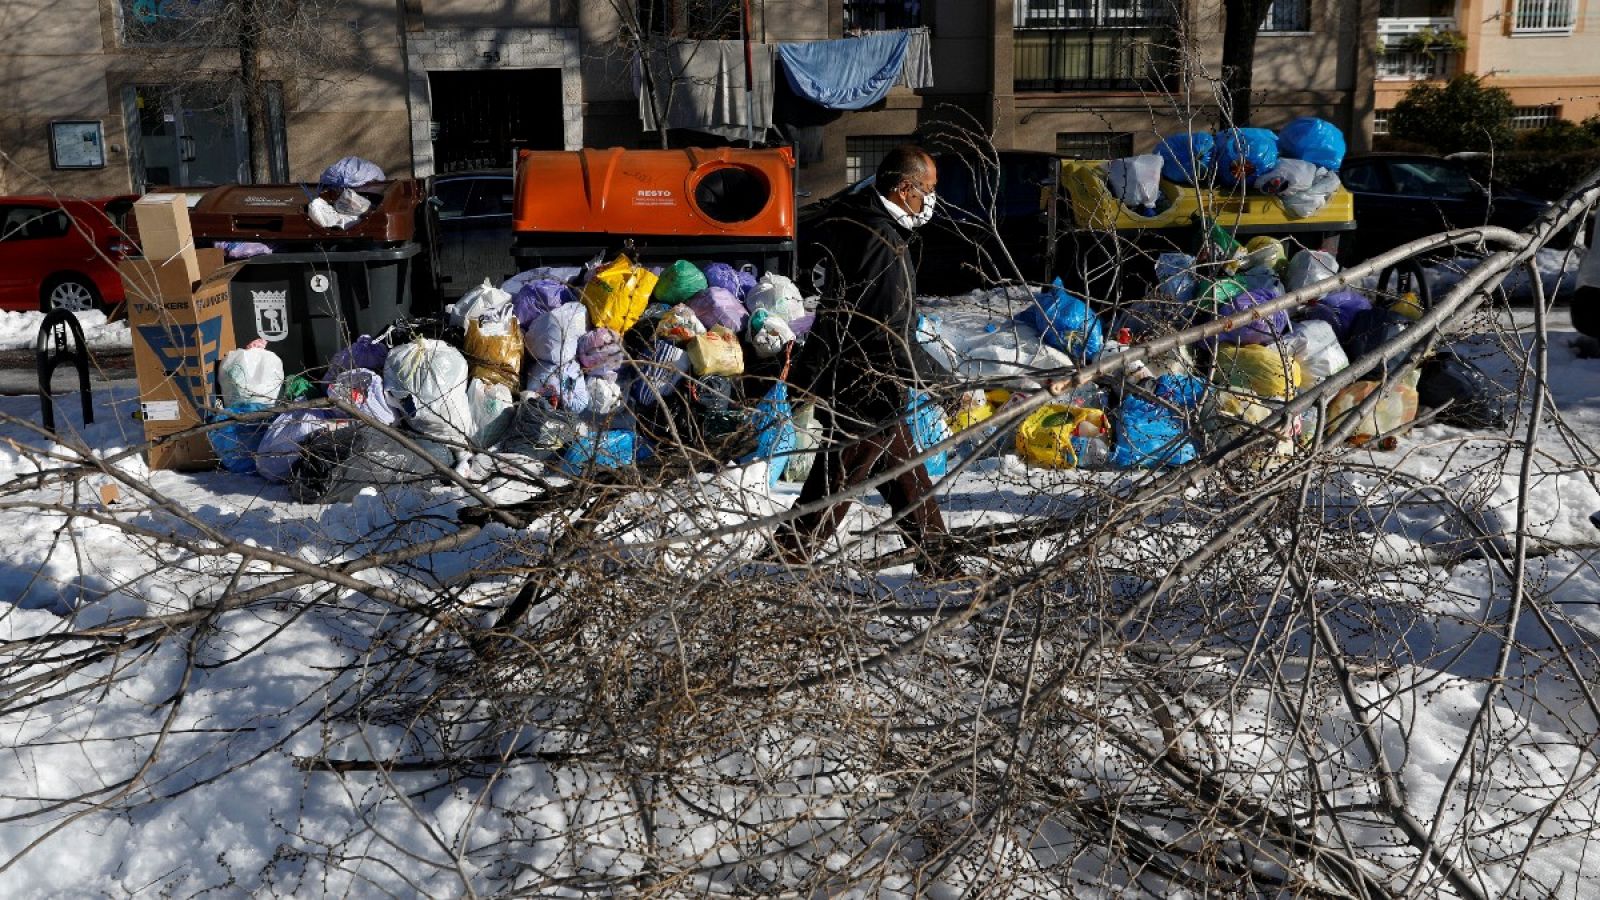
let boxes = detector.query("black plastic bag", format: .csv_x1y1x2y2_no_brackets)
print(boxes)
1340,307,1413,380
1417,351,1508,430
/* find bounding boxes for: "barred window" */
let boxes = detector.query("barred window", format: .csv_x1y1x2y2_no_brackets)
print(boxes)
1055,131,1135,158
846,136,911,184
1511,105,1561,130
1261,0,1310,32
1512,0,1575,33
1372,110,1391,136
844,0,924,31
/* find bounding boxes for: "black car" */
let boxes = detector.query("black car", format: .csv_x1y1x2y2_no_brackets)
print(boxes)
425,170,516,301
1338,153,1552,264
798,150,1066,295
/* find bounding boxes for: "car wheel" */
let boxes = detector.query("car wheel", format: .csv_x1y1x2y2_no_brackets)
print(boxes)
40,275,100,314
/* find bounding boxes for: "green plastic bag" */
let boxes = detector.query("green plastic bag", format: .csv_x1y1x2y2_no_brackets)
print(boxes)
653,259,708,306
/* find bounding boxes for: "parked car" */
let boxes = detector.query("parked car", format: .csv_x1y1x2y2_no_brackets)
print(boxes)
425,170,515,301
798,151,1066,295
0,195,137,312
1338,153,1553,265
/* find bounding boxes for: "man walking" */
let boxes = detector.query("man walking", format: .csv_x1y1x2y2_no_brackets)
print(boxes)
778,145,956,575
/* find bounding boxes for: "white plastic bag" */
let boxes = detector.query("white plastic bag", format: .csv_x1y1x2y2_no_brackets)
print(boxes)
384,339,474,445
1253,158,1319,196
526,360,591,414
467,378,515,449
523,302,588,365
1291,319,1349,380
1107,155,1163,212
219,346,285,406
782,402,821,483
333,187,372,217
1281,168,1342,218
449,279,514,329
745,273,806,321
748,311,796,358
307,197,358,230
586,376,623,415
1285,249,1341,297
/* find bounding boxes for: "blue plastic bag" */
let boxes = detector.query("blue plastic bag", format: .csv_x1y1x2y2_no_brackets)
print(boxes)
1277,117,1347,171
1155,373,1208,410
742,381,797,486
318,156,386,189
908,389,950,478
1155,132,1214,185
561,430,636,475
1214,128,1279,188
1112,394,1197,469
1018,279,1104,364
208,401,274,474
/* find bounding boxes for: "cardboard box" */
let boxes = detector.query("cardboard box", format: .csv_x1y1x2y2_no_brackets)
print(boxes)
132,193,201,285
119,249,241,471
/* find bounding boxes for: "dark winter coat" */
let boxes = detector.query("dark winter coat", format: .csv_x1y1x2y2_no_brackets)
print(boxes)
792,190,945,422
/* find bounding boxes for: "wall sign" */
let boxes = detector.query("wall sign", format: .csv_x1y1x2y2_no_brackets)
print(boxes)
49,120,106,170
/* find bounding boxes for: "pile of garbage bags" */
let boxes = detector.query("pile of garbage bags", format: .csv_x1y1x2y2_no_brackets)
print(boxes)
203,253,826,502
970,243,1507,471
1103,117,1347,219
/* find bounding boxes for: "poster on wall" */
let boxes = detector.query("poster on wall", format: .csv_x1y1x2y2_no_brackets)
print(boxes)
49,120,106,170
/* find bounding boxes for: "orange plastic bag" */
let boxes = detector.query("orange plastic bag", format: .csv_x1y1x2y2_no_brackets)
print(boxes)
687,325,745,377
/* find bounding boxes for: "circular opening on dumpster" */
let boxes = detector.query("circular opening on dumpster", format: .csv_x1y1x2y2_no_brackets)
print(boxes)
692,165,771,224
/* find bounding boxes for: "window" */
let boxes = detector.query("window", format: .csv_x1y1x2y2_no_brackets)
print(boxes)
640,0,743,38
1056,132,1135,158
0,207,71,242
1014,0,1179,91
844,0,923,31
1512,105,1561,130
846,136,910,184
1378,0,1454,16
119,0,219,45
1389,160,1478,198
1372,110,1391,136
1261,0,1309,31
1512,0,1574,33
1340,163,1384,192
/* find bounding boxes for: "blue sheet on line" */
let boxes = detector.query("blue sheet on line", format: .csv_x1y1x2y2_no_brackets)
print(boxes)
777,32,911,110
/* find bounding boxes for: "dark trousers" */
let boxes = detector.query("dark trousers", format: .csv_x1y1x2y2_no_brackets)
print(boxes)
775,406,948,565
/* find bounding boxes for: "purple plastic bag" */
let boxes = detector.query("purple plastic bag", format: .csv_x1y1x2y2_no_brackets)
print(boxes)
787,313,815,337
1215,288,1291,345
513,279,575,328
702,263,744,299
256,410,343,482
327,335,389,381
1304,289,1373,339
328,367,397,425
689,286,747,333
576,327,626,376
216,241,274,260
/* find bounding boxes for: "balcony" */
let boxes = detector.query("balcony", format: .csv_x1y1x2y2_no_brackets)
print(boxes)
1376,14,1460,82
1013,0,1178,92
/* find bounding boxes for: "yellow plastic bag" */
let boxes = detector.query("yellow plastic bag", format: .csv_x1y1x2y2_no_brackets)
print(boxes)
581,254,658,333
1015,404,1108,469
1215,344,1300,400
1327,369,1421,446
949,390,995,434
687,325,745,377
463,317,524,391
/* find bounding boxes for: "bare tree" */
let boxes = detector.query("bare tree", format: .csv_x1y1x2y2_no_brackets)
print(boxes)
1220,0,1274,125
120,0,355,182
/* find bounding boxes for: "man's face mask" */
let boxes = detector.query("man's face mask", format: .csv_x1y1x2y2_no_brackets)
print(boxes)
881,183,938,230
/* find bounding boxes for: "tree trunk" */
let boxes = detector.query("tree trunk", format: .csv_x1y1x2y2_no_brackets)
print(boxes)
238,0,271,183
1220,0,1273,127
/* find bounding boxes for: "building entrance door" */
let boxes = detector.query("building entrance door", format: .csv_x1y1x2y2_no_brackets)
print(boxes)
125,85,286,189
428,69,564,173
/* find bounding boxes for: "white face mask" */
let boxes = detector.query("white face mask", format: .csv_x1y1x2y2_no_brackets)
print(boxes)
879,189,937,230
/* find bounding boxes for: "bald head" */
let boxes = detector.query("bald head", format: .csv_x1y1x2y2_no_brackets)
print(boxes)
875,145,934,198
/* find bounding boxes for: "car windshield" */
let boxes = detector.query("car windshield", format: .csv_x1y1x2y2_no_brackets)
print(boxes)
1389,161,1479,199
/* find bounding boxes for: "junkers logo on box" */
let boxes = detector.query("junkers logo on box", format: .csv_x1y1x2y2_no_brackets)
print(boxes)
136,317,226,412
252,289,289,341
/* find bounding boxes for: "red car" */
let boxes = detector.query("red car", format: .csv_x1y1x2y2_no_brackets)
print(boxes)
0,195,138,312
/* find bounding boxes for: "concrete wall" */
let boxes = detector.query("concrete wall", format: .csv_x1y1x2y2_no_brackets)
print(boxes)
0,0,121,194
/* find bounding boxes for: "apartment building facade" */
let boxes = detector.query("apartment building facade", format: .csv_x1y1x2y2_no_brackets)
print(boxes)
1374,0,1600,138
0,0,1371,200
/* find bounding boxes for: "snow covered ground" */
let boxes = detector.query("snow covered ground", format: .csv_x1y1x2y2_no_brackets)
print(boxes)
1,276,1600,894
0,308,129,352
